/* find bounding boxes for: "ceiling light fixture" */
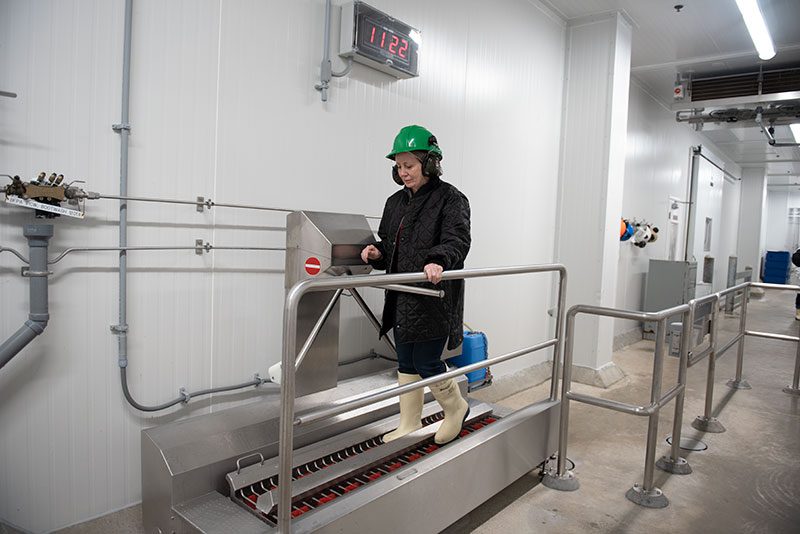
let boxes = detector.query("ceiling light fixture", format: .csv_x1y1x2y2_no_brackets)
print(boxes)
791,123,800,143
735,0,776,60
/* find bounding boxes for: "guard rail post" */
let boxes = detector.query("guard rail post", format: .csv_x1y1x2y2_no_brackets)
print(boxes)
691,294,727,433
624,316,669,508
784,325,800,395
727,284,752,390
656,305,693,475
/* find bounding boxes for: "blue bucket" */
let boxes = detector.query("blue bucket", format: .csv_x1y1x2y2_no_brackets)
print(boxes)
446,331,488,383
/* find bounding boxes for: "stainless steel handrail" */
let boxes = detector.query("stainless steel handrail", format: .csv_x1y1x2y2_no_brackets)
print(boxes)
543,301,690,506
747,283,800,397
276,263,567,532
544,278,800,508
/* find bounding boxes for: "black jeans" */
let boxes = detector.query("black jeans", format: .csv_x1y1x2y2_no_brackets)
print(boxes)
396,337,447,378
796,293,800,309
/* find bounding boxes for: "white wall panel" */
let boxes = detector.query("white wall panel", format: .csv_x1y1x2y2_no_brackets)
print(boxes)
764,190,800,253
615,80,741,336
0,1,565,530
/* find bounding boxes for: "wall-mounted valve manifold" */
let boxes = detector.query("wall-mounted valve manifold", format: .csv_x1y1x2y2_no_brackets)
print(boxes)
3,173,98,219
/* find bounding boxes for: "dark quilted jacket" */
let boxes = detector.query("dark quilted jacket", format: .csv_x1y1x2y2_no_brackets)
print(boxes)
370,177,471,350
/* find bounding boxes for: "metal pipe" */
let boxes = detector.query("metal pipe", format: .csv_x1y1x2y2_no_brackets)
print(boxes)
48,244,285,264
568,302,690,322
116,0,132,375
0,225,53,371
349,288,396,354
745,330,800,343
750,282,800,291
277,264,565,532
702,297,721,419
381,283,444,298
119,367,271,412
716,332,743,358
550,270,568,401
693,146,742,182
788,327,800,393
0,246,29,264
669,307,693,464
295,289,343,370
642,318,667,491
96,193,296,213
555,308,576,476
755,112,800,147
685,149,699,260
688,344,713,367
296,338,557,427
733,285,750,383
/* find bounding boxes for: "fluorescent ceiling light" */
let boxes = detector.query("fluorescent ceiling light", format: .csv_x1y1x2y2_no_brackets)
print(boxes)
735,0,776,60
791,123,800,143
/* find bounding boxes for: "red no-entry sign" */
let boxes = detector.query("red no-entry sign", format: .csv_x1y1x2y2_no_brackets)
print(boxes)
305,257,321,275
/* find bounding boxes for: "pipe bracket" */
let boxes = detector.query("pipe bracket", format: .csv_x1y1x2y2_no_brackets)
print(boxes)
179,387,191,403
21,267,52,277
112,122,131,132
110,323,129,334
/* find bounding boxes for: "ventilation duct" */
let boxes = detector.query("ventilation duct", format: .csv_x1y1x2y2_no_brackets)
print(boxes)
688,67,800,103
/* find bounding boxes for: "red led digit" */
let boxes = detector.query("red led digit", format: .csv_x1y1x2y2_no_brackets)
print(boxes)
389,35,399,54
380,31,386,48
398,38,408,59
370,25,376,43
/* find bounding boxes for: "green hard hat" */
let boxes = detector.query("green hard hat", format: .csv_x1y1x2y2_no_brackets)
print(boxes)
386,125,443,159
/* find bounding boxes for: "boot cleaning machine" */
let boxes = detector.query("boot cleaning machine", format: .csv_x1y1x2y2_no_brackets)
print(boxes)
142,211,567,533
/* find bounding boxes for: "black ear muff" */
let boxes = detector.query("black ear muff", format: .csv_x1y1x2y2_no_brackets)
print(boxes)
392,165,403,185
422,135,442,178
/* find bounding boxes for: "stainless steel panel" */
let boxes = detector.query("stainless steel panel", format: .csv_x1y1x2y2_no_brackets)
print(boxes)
284,211,377,397
298,400,559,534
174,492,270,534
143,372,403,534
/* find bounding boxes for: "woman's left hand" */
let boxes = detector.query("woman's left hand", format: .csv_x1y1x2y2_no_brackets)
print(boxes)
423,263,444,285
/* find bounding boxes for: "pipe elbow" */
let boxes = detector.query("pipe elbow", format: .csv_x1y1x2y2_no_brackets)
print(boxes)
25,318,48,335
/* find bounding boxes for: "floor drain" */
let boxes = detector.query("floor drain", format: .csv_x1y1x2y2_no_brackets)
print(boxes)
665,435,708,451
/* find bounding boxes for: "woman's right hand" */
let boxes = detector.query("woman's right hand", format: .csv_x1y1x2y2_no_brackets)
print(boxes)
361,245,382,263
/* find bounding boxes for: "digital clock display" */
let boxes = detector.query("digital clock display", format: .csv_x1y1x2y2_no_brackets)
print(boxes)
340,2,420,79
358,17,412,68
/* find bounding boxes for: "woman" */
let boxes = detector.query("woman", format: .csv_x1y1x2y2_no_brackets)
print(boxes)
360,125,471,445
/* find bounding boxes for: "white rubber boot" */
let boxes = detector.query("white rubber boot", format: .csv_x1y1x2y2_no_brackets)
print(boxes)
430,378,470,445
383,372,423,443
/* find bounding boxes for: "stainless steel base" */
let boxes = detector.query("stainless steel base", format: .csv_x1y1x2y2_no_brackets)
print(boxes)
143,369,558,534
656,455,692,475
625,484,669,508
726,378,752,390
691,415,726,433
782,386,800,396
541,469,580,491
170,399,558,533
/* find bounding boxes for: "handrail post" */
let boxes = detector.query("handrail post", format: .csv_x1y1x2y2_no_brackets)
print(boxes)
625,317,669,508
277,284,303,533
727,284,752,390
549,268,568,401
541,308,580,491
783,316,800,396
657,306,693,475
692,295,727,432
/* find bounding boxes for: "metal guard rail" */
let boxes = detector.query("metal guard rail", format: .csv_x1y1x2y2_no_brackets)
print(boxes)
276,264,567,532
544,280,800,509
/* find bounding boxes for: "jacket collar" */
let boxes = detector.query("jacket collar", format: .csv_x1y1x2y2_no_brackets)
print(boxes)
404,176,441,199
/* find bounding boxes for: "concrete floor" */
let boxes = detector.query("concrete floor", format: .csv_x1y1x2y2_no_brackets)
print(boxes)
5,290,799,533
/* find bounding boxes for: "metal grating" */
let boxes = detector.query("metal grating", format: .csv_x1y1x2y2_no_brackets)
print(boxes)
234,413,499,526
762,68,800,95
691,73,759,101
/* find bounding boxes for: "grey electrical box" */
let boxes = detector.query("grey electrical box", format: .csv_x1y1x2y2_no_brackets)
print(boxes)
642,260,697,339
